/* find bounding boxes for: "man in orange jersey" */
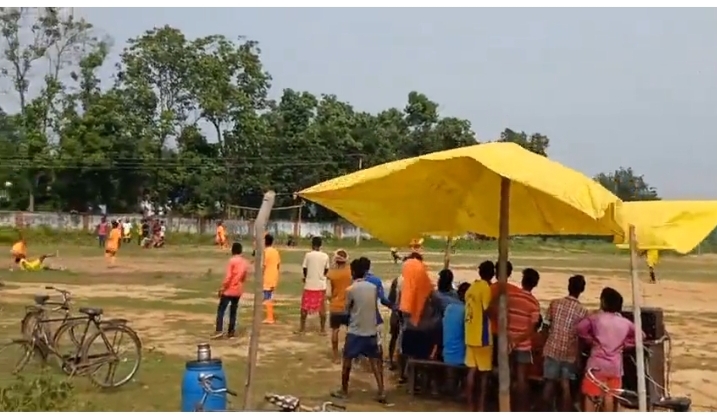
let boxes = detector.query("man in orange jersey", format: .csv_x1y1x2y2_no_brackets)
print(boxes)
105,220,122,267
326,249,352,362
262,234,281,324
215,221,228,250
10,229,27,271
212,242,250,339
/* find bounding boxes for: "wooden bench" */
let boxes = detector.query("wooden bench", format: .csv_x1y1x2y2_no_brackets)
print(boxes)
405,359,467,398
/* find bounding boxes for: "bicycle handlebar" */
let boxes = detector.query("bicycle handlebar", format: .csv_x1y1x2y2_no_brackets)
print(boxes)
197,373,237,397
44,286,72,305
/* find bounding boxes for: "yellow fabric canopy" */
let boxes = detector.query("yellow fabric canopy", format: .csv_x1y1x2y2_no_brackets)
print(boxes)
299,142,625,246
616,201,717,254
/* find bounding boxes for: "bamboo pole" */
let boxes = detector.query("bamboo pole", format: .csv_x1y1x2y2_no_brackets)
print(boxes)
497,178,511,412
242,191,276,410
628,224,648,411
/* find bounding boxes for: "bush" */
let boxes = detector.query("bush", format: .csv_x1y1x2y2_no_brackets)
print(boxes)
0,373,93,411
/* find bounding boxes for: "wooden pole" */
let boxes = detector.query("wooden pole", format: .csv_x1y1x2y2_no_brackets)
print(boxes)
242,191,276,411
497,178,511,412
628,224,648,411
443,237,452,269
355,157,363,246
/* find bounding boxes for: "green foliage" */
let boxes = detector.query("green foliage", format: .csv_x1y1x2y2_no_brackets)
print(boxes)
0,373,94,411
0,8,660,223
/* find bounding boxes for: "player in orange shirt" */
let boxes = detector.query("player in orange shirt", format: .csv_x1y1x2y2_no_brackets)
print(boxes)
262,234,281,324
215,221,228,250
10,229,27,271
105,221,122,267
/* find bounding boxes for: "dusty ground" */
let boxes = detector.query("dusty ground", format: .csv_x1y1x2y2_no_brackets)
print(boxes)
2,246,717,411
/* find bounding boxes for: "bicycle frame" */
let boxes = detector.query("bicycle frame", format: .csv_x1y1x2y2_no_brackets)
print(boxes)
30,313,122,375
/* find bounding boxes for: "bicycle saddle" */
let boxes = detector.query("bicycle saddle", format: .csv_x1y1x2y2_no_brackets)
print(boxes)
264,393,300,412
34,294,50,305
79,307,103,316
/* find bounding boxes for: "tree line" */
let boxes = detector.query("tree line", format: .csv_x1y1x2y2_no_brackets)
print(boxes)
0,8,660,221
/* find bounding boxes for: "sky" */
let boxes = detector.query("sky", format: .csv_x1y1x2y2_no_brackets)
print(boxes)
65,8,717,198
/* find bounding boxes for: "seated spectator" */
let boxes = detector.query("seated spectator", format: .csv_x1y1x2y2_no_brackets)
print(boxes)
442,282,471,365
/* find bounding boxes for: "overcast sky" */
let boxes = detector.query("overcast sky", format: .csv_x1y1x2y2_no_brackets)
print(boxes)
67,8,717,198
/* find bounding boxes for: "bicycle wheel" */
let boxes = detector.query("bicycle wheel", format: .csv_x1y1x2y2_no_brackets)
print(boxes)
0,339,34,375
20,308,42,338
53,320,88,375
81,324,142,388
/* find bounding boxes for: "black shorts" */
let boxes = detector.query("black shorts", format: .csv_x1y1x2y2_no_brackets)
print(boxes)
401,329,433,360
389,312,400,336
329,313,349,329
344,334,380,359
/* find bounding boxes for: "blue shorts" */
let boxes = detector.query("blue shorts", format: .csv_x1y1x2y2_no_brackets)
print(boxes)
343,334,380,360
543,356,576,380
263,290,274,301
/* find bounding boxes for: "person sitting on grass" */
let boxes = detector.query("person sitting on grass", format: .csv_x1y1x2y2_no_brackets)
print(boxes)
331,258,387,404
212,242,249,340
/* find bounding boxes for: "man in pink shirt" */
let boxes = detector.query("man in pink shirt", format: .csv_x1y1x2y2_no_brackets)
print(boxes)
212,242,250,339
576,287,636,412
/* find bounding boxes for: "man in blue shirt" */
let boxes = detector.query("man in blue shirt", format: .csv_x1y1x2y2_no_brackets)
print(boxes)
358,257,393,354
443,282,471,366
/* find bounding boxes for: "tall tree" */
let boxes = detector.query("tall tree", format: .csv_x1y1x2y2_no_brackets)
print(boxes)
497,128,550,156
594,167,660,201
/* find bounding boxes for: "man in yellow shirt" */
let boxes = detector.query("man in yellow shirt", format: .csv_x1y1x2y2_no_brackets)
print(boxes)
262,234,281,324
464,260,495,412
326,249,352,362
18,252,60,271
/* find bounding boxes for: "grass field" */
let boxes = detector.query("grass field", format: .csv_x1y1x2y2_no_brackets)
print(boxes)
1,237,717,411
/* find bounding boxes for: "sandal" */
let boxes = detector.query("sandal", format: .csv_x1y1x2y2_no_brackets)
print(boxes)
330,390,348,400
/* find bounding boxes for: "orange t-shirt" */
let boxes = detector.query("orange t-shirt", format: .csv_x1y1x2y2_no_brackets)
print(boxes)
327,266,352,313
222,255,249,297
11,241,26,257
399,258,433,327
489,282,541,349
105,228,122,252
262,246,281,289
216,226,226,242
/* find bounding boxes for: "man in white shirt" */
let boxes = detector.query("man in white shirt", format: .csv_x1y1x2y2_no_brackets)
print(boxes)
298,236,330,334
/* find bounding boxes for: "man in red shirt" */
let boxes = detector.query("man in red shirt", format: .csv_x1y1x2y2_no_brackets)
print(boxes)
212,242,249,339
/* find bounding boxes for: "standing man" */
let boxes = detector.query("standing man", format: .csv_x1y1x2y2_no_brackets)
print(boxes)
212,242,249,339
105,220,122,268
97,216,108,249
298,236,330,334
464,260,495,412
262,234,281,324
507,268,542,412
359,256,393,356
542,274,588,411
331,258,387,403
327,249,352,362
645,249,659,283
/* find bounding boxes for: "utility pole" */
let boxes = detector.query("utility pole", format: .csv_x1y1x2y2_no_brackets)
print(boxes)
355,157,363,246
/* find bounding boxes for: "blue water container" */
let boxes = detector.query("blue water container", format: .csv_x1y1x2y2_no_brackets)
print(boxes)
181,358,226,412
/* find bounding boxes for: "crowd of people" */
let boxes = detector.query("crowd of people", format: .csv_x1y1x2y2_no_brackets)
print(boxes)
211,235,640,411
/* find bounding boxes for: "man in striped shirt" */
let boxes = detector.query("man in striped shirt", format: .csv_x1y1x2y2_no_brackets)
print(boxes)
507,268,541,412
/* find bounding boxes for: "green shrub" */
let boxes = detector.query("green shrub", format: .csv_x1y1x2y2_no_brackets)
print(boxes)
0,373,94,411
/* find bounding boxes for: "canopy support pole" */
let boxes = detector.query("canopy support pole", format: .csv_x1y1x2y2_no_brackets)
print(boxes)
242,191,276,410
628,224,648,412
497,177,511,412
443,237,452,269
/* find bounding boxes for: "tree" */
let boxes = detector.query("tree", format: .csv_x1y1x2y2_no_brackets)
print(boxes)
594,167,660,201
497,128,550,156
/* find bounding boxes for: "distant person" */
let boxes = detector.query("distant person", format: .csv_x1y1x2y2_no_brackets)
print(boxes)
577,287,637,412
10,229,27,271
645,249,659,283
542,274,589,412
97,217,109,248
105,221,122,268
262,234,281,324
140,219,150,247
18,252,61,271
212,242,249,339
298,236,330,334
330,258,387,404
326,249,352,362
215,221,227,251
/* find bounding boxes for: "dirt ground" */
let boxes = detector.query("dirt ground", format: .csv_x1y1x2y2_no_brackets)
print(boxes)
3,248,717,410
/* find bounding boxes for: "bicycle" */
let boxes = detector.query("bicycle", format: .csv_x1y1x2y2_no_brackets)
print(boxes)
2,303,143,389
195,373,346,412
20,286,83,347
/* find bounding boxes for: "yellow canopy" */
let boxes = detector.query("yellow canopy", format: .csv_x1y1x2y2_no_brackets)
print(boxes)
299,142,625,246
616,200,717,254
